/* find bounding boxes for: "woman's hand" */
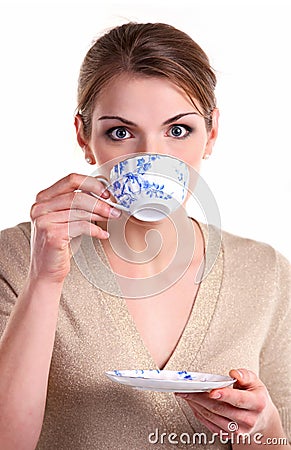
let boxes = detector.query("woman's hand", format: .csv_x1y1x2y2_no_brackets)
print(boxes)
176,369,289,444
29,173,121,284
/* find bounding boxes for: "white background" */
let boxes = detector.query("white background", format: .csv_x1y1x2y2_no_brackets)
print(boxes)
0,0,290,259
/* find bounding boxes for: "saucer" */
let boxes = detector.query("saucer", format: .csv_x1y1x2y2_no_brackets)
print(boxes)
105,369,236,393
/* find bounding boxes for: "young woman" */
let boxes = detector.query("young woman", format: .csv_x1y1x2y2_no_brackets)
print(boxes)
0,22,290,449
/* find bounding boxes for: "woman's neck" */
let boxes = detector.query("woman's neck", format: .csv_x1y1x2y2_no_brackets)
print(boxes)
99,206,203,278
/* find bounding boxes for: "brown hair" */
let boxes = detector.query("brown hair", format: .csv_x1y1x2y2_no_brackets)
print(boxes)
77,22,217,138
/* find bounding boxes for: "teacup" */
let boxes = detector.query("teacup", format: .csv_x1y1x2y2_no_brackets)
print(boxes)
91,154,189,222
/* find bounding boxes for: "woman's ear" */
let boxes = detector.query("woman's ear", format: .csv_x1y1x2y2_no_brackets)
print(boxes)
205,108,219,156
74,114,96,165
74,114,87,149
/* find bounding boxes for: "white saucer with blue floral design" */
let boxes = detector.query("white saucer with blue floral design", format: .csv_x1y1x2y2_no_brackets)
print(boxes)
105,370,236,392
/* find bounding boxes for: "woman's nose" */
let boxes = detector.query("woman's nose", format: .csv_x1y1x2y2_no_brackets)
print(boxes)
135,136,168,155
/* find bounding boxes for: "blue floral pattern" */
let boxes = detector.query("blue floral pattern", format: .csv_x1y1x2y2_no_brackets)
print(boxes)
113,369,199,381
110,154,188,209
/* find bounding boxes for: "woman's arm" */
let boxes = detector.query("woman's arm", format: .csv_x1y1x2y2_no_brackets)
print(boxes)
0,278,63,449
0,173,120,449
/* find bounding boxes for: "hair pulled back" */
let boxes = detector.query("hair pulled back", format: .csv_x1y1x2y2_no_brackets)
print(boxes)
77,22,217,137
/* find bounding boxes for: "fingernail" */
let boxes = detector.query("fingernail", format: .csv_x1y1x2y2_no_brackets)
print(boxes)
110,208,121,218
211,391,222,399
102,190,110,198
237,370,243,379
175,393,188,399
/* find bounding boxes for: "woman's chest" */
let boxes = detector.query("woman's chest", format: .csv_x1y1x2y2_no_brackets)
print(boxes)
125,270,201,369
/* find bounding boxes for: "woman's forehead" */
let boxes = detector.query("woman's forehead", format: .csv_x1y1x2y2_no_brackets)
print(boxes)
93,75,200,118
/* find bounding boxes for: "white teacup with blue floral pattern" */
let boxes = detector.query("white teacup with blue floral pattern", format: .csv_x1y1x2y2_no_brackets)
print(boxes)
92,154,189,222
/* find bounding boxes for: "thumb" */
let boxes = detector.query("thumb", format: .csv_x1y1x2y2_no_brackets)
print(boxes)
229,368,263,390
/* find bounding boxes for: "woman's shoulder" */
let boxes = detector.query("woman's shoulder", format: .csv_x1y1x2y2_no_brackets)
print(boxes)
0,222,31,271
221,226,275,254
0,223,31,304
0,222,31,246
219,225,290,278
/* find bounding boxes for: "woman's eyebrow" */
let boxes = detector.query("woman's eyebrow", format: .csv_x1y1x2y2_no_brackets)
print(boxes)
98,115,136,126
97,112,198,126
162,112,198,125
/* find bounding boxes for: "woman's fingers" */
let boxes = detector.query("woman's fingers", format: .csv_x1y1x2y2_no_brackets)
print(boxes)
35,173,110,202
34,209,114,226
190,407,223,434
28,172,120,282
31,172,121,223
176,368,270,435
65,220,109,239
33,212,110,240
181,392,258,432
31,191,121,221
208,388,265,412
187,401,234,433
228,368,263,390
208,369,267,411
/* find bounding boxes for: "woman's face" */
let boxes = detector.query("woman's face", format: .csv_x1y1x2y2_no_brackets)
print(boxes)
76,75,219,171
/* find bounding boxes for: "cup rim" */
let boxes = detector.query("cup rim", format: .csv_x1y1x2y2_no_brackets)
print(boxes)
111,153,188,171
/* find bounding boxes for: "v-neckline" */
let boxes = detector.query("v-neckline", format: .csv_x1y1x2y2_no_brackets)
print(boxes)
76,220,223,370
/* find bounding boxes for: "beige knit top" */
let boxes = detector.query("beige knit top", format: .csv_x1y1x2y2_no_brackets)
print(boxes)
0,221,290,449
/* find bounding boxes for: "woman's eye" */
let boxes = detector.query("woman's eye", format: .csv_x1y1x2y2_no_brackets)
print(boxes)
167,124,192,139
106,127,132,140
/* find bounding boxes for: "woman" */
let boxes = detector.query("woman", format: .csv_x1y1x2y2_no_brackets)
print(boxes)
0,22,290,449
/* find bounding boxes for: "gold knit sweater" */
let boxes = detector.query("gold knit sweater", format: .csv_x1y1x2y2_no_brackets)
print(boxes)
0,221,290,449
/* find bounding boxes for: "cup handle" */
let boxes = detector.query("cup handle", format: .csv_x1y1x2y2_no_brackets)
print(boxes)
89,177,129,212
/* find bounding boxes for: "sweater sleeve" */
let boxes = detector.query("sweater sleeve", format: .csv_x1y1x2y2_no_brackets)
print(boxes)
0,223,31,337
259,249,291,441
